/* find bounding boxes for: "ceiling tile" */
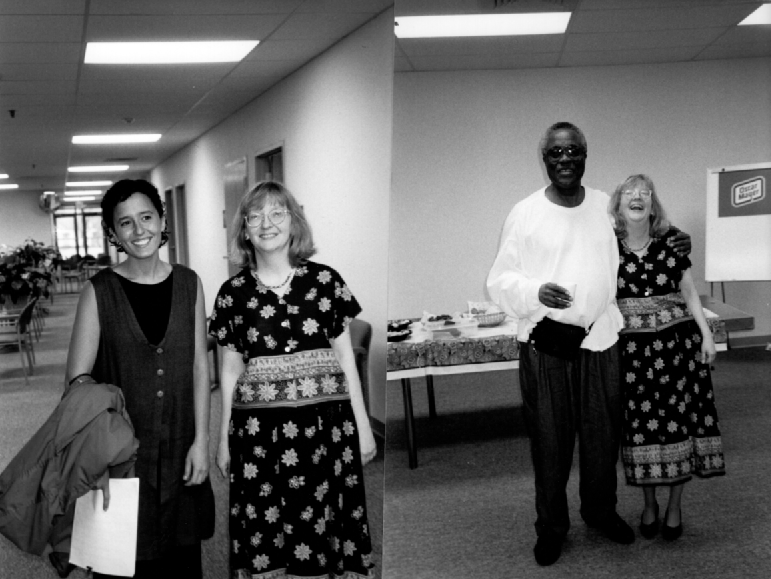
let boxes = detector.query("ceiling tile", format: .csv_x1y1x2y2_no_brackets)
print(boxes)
246,38,338,60
90,0,303,15
560,46,703,67
408,51,560,71
0,15,83,42
0,42,82,64
0,80,78,95
0,0,85,14
579,0,761,9
565,28,727,52
85,14,285,41
269,12,375,40
569,5,757,33
0,62,80,81
696,43,771,59
397,35,564,56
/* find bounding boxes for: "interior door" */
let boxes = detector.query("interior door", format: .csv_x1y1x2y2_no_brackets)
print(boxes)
255,147,284,182
223,158,248,277
164,188,178,264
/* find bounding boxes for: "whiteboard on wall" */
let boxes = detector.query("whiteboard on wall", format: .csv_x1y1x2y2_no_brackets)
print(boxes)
705,162,771,281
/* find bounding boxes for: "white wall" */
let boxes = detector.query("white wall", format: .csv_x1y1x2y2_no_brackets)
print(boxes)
390,57,771,342
0,191,53,248
151,10,394,424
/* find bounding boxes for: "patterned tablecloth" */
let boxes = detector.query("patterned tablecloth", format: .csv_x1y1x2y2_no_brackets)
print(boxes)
387,317,727,373
387,320,519,373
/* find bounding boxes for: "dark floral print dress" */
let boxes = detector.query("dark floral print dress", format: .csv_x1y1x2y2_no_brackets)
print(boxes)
617,230,725,486
209,261,374,579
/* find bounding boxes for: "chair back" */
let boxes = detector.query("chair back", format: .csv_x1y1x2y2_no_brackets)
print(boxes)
348,318,373,413
18,296,37,332
349,318,372,353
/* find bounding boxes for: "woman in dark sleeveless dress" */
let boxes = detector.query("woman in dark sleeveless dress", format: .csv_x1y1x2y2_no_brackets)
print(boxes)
209,181,377,579
65,179,214,578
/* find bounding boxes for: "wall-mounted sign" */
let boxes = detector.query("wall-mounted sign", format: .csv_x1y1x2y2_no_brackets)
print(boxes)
718,167,771,217
707,162,771,281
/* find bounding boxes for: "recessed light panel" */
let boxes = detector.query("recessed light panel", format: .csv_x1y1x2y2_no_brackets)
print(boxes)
0,184,19,189
68,165,129,173
394,13,571,38
85,41,259,64
739,4,771,25
66,181,113,187
65,190,102,196
72,134,161,144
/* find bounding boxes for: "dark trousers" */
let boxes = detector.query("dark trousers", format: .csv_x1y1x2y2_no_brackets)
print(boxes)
93,542,202,579
519,341,622,539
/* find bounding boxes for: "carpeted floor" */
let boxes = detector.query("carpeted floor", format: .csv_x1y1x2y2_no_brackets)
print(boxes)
0,292,383,579
384,347,771,579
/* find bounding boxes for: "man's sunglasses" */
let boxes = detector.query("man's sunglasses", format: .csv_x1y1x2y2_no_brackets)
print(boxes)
544,145,586,162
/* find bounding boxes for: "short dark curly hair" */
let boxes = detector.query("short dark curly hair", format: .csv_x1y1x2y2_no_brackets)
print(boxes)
101,179,169,251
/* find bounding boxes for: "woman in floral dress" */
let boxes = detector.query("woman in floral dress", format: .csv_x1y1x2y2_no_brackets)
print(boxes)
611,174,725,542
209,181,377,579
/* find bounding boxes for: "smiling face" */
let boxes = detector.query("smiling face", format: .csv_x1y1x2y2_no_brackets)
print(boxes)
620,182,653,226
112,192,165,260
543,128,586,192
245,198,293,257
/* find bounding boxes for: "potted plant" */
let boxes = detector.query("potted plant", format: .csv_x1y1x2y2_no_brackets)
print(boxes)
0,239,56,306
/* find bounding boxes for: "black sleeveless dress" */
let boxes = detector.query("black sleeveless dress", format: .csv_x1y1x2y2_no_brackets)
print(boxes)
90,265,214,561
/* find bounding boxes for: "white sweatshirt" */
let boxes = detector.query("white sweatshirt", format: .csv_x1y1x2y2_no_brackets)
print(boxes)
486,186,623,352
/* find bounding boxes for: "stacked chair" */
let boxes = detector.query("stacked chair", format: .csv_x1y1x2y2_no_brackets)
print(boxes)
0,297,38,384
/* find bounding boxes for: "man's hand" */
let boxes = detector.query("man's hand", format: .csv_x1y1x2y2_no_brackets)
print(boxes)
539,283,572,309
183,439,209,486
668,227,691,257
95,470,110,511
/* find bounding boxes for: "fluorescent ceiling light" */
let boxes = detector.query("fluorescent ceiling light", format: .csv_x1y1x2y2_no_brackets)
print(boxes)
739,4,771,25
85,41,259,64
0,174,8,179
44,191,55,195
68,165,129,173
65,190,102,196
394,13,571,38
0,184,19,189
64,196,96,202
72,134,161,144
67,180,113,187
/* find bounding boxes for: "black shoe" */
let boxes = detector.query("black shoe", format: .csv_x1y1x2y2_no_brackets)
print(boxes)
533,533,563,566
587,512,636,544
661,508,683,541
639,503,660,539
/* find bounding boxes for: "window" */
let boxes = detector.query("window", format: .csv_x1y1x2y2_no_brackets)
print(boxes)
53,207,106,258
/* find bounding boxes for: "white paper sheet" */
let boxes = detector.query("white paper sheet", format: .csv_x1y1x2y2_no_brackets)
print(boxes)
70,478,139,577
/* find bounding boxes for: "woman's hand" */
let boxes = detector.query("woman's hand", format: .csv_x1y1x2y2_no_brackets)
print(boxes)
183,439,209,486
216,440,230,479
359,427,377,466
700,333,717,366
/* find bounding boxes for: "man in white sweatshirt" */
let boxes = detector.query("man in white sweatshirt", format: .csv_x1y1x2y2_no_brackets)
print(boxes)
487,122,633,566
